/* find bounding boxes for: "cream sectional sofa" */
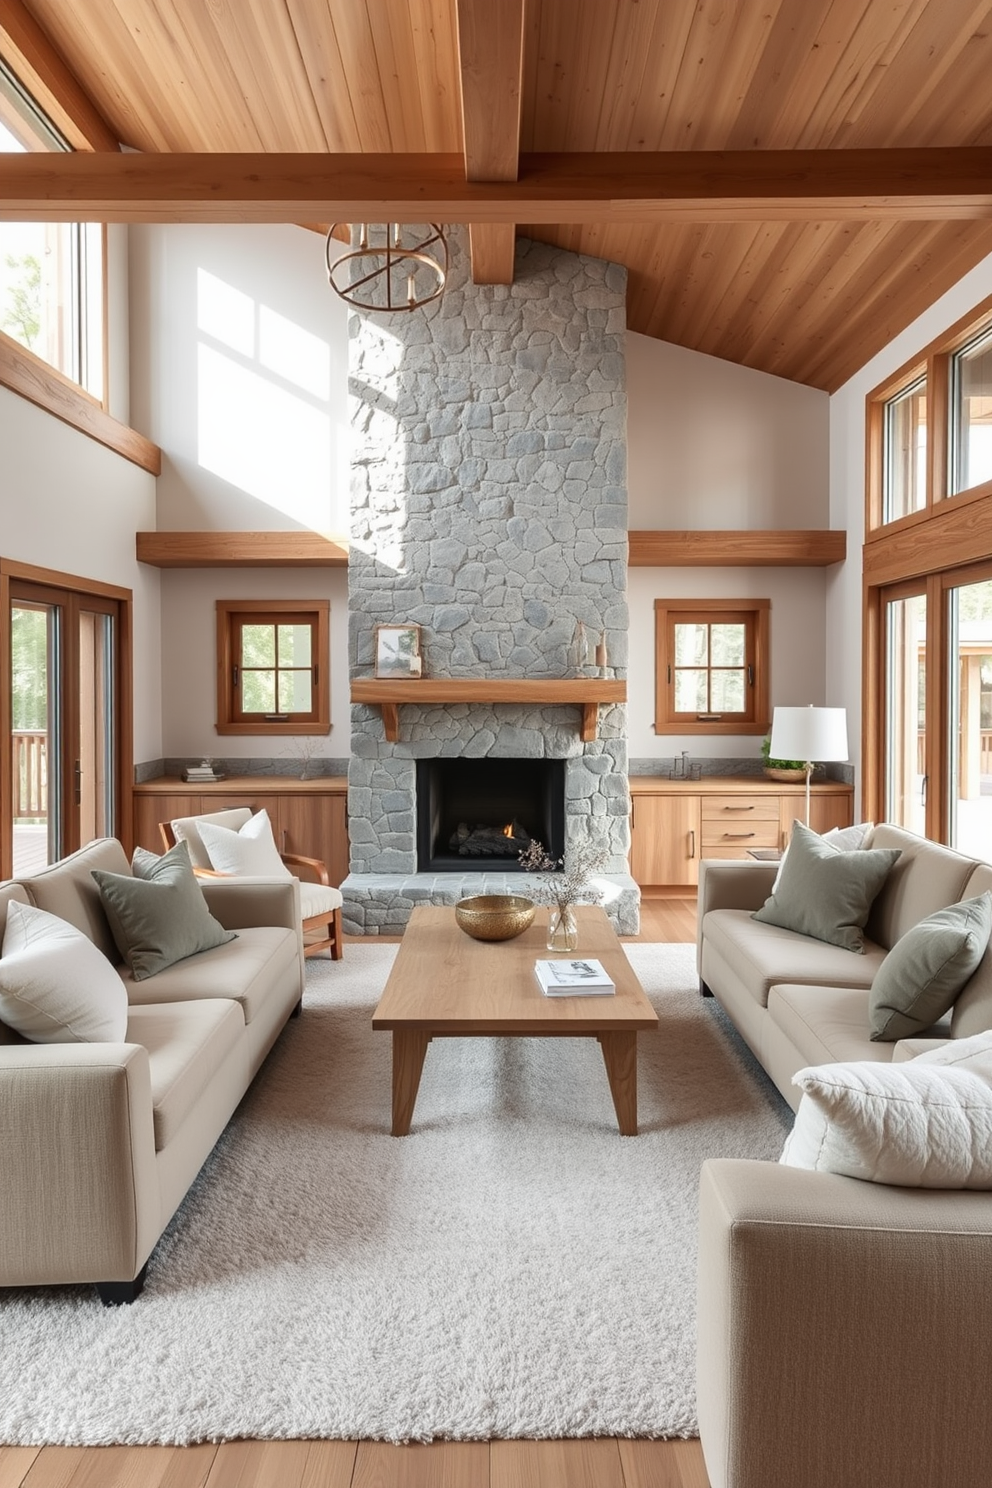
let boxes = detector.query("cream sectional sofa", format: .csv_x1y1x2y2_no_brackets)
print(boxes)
695,823,992,1488
0,837,304,1304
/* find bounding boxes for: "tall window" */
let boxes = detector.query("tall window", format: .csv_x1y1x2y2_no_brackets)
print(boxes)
865,291,992,854
654,599,769,734
0,63,105,402
216,601,330,735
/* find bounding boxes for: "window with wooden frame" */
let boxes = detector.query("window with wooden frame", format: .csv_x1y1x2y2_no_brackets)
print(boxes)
216,600,329,736
863,290,992,847
654,598,770,734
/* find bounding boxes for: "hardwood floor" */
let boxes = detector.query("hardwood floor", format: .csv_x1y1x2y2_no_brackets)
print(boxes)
1,894,708,1488
0,1438,711,1486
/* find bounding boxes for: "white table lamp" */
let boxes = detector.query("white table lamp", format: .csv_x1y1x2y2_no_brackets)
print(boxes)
768,705,849,827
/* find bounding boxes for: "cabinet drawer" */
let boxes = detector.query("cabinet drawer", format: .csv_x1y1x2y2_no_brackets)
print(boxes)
701,819,781,849
701,794,781,823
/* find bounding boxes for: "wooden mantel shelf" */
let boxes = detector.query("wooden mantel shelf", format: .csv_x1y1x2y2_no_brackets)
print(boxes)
136,531,349,567
628,530,846,566
351,677,627,742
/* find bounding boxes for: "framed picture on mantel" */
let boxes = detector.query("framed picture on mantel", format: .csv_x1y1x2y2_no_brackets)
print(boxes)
375,624,422,678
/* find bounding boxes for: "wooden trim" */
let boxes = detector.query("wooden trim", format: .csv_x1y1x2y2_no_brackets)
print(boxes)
7,148,992,225
628,530,845,567
863,486,992,587
351,677,626,744
456,0,523,285
137,531,349,567
0,567,11,880
0,332,161,473
216,599,330,737
0,557,131,601
653,598,770,736
928,351,950,508
0,0,119,152
467,224,517,284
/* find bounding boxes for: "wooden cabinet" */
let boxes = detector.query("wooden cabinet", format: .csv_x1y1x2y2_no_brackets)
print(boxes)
630,792,701,888
629,777,854,889
132,776,349,887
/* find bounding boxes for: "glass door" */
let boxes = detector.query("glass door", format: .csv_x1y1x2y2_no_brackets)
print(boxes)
7,577,122,875
945,573,992,859
885,590,927,835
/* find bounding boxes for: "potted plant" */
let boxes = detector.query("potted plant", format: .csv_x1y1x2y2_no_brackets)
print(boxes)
760,732,808,782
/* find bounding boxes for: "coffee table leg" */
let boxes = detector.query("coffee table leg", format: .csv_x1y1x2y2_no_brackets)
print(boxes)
598,1031,638,1135
391,1030,430,1135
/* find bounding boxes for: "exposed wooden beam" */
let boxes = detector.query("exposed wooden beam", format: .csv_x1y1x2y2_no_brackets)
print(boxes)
7,149,992,225
628,530,846,566
136,531,349,567
457,0,524,286
0,0,118,152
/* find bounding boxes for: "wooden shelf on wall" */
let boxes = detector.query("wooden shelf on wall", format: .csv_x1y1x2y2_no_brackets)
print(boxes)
136,531,349,567
628,530,846,566
351,677,627,742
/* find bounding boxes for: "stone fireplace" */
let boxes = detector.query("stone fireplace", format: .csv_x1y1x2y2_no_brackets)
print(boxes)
341,228,639,935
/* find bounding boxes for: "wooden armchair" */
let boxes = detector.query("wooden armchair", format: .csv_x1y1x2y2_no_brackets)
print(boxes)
159,807,343,960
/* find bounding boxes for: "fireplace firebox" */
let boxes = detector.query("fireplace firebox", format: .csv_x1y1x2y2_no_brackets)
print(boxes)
416,758,566,873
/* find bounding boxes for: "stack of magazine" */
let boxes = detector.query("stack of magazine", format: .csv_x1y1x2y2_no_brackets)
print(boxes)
534,958,616,996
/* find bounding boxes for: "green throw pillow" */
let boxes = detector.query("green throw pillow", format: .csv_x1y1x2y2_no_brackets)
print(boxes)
752,821,900,953
869,892,992,1041
92,841,236,981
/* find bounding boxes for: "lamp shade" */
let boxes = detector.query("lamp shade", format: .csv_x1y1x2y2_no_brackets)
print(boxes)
769,705,849,765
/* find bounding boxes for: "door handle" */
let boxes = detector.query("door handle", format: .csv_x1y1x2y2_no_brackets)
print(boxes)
74,759,82,806
688,829,695,858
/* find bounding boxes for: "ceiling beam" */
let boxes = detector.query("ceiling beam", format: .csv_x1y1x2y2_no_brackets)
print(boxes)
456,0,525,286
0,0,118,152
5,149,992,224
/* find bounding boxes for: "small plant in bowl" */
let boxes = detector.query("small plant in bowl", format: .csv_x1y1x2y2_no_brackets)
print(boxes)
760,733,807,781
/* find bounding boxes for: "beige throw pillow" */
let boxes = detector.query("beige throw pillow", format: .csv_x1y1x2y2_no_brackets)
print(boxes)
0,900,127,1043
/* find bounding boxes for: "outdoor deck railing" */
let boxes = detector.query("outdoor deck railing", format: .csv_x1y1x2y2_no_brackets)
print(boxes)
918,729,992,776
13,730,47,819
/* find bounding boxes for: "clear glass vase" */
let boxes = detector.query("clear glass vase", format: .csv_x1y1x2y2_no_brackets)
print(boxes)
547,905,578,952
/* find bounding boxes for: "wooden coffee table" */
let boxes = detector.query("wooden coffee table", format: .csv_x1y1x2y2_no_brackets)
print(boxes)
372,903,658,1136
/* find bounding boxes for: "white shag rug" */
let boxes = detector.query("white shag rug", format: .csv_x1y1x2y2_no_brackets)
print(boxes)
0,942,791,1446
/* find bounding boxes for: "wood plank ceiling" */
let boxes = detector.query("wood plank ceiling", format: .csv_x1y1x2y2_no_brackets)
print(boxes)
10,0,992,391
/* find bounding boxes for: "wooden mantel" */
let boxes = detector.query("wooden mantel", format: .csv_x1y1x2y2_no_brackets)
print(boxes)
136,531,349,567
351,677,626,742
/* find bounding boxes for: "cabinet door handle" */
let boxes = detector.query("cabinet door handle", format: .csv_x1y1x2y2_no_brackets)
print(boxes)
724,831,755,839
723,804,754,811
688,829,695,859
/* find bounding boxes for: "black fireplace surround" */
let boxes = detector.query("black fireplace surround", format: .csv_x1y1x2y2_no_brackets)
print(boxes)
416,758,566,873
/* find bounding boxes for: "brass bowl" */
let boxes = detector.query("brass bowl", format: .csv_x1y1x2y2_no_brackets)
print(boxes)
454,894,536,941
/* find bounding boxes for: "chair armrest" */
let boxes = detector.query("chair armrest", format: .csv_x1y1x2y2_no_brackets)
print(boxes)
197,875,301,934
697,1158,992,1488
0,1043,160,1286
281,851,331,886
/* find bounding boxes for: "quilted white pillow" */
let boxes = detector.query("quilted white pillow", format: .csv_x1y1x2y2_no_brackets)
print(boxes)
198,808,292,880
781,1031,992,1188
0,900,128,1043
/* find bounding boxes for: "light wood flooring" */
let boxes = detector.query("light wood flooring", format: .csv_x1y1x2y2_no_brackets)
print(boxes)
1,894,708,1488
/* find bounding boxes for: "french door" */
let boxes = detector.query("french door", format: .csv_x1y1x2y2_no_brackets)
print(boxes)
2,562,131,879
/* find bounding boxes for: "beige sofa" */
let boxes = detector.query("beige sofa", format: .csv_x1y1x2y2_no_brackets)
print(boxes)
0,837,304,1304
695,824,992,1488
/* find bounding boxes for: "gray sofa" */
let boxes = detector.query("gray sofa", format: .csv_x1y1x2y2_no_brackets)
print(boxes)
695,824,992,1488
0,837,304,1304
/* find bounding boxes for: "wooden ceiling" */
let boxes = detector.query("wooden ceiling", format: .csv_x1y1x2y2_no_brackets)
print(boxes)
6,0,992,390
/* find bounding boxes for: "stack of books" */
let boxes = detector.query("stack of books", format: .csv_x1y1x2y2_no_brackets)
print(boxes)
534,958,616,997
183,762,225,783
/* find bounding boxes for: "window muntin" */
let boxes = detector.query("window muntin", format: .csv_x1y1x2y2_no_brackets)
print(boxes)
0,71,105,401
216,601,330,736
950,328,992,497
883,375,927,523
654,599,769,735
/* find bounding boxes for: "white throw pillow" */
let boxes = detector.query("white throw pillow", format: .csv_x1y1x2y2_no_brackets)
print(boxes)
0,900,128,1043
781,1031,992,1188
198,809,292,880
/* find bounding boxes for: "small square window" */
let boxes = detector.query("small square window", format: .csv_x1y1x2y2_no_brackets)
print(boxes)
216,600,329,735
654,599,769,735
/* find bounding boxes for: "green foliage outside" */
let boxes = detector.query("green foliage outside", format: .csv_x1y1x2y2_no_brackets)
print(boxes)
11,607,46,731
2,252,41,350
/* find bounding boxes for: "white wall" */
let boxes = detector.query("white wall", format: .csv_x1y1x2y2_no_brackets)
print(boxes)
827,246,992,807
625,333,831,761
0,382,162,764
129,223,352,762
